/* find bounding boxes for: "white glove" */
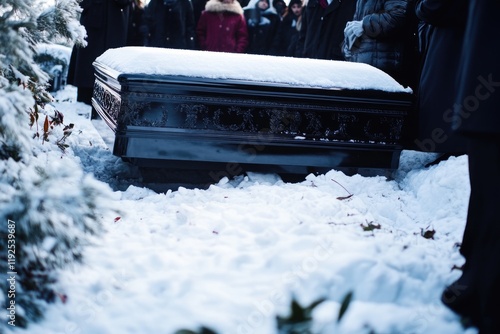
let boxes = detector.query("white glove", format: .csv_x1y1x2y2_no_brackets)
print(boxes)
344,20,364,50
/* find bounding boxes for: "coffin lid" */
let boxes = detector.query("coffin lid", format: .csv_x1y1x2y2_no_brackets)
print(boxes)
94,47,412,94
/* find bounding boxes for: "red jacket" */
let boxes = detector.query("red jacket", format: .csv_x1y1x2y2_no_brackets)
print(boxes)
197,0,249,53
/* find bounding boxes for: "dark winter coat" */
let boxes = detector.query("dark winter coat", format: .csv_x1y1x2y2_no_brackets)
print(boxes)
443,3,500,333
244,0,280,55
342,0,408,79
296,0,357,60
127,1,145,46
142,0,196,49
68,0,132,88
398,0,420,90
270,11,301,56
196,0,249,53
414,0,468,153
192,0,209,26
453,0,500,137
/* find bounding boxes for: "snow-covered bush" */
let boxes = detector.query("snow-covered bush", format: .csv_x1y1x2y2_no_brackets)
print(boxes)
1,0,113,329
34,43,72,92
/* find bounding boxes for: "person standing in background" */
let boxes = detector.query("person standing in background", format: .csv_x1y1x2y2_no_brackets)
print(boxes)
341,0,410,84
296,0,356,60
440,1,500,332
413,0,467,156
141,0,196,49
270,0,303,57
68,0,133,105
272,0,287,19
127,0,146,46
196,0,248,53
192,0,209,27
243,0,280,55
399,0,420,90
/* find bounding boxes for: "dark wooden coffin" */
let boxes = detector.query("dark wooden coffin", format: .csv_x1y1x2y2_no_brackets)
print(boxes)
92,47,414,181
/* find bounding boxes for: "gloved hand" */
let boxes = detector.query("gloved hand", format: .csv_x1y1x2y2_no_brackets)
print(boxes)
344,20,364,50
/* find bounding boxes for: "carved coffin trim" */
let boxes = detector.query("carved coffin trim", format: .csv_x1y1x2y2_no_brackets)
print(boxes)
93,80,121,129
107,90,406,143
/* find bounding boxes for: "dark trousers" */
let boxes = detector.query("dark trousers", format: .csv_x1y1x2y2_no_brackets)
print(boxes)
443,136,500,333
77,87,93,105
461,137,500,260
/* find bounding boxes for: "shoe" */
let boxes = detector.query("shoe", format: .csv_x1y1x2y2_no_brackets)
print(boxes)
441,271,480,329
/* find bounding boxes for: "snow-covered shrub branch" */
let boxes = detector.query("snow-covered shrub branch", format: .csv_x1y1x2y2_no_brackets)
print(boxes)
1,0,114,329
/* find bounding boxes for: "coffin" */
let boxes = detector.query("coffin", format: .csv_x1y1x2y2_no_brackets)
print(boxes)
92,47,414,181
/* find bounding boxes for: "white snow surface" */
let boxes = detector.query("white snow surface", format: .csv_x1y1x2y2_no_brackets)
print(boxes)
12,86,476,334
95,47,413,93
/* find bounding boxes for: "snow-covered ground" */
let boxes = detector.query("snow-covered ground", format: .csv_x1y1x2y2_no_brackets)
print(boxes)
14,86,476,334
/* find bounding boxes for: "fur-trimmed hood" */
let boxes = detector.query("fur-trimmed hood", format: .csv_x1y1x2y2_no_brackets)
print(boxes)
205,0,244,15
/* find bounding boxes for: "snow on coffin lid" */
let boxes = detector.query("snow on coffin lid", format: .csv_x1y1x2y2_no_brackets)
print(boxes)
95,47,412,93
92,47,414,174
